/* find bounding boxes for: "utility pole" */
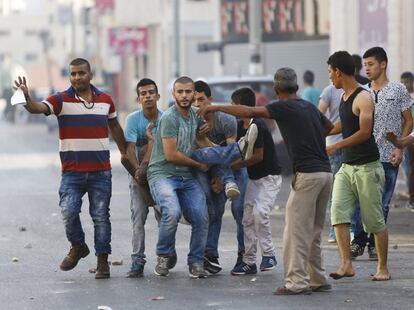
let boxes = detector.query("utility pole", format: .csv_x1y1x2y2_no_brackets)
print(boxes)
248,0,263,76
39,30,54,93
173,0,180,78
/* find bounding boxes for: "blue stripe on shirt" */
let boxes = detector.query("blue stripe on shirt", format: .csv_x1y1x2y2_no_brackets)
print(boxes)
60,150,110,163
58,114,108,128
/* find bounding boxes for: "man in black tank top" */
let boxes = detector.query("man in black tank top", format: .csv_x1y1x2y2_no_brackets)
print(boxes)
326,51,390,281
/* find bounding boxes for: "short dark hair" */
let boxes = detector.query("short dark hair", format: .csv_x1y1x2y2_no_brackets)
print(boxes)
363,47,388,64
194,80,211,97
173,76,194,90
352,54,363,72
231,87,256,107
303,70,315,85
327,51,355,76
136,78,158,94
401,71,414,81
70,58,91,72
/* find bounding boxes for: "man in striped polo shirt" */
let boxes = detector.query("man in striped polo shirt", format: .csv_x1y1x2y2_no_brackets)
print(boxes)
14,58,127,279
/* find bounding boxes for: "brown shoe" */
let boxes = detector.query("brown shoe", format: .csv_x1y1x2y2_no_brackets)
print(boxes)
60,243,90,271
95,254,110,279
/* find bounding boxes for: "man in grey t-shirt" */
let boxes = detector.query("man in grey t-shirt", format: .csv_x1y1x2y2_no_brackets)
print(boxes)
193,80,248,273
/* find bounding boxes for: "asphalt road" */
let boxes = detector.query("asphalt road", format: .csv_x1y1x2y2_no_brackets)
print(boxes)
0,120,413,310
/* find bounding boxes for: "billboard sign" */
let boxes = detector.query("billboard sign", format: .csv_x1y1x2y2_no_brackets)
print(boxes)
108,27,148,56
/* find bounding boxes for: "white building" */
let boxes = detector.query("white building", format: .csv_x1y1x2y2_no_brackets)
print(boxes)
330,0,414,81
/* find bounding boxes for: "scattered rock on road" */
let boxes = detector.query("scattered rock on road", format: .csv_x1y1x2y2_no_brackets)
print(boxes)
111,256,123,266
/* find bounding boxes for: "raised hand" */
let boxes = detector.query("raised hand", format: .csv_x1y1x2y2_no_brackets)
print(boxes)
13,76,29,97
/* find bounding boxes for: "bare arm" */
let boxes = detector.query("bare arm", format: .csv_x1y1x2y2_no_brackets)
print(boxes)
386,132,414,148
14,76,48,114
197,105,270,120
327,92,374,156
162,137,208,172
324,118,334,136
126,142,139,170
318,98,328,114
328,121,342,136
108,118,127,155
389,109,413,165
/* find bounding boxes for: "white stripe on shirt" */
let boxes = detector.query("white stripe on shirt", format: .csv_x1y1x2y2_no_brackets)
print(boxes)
59,138,110,152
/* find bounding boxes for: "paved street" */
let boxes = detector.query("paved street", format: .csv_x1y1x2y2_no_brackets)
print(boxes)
0,119,413,310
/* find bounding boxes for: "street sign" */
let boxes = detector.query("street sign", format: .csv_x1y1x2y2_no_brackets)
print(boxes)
108,27,148,56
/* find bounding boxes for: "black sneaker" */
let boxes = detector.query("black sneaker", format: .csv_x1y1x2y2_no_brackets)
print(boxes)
368,246,378,261
350,241,365,260
167,250,177,269
189,263,208,278
154,256,169,277
231,262,257,275
204,257,222,274
234,253,243,269
126,261,144,278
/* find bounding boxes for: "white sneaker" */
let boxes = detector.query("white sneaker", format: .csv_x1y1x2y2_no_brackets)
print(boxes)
238,123,258,160
225,181,240,201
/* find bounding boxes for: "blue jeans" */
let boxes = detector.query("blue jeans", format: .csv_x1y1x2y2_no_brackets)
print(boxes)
59,170,112,255
191,142,247,257
231,168,248,255
193,170,227,258
351,162,397,246
191,142,241,184
149,176,209,265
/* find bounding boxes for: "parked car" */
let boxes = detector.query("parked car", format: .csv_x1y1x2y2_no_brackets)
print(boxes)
204,76,292,175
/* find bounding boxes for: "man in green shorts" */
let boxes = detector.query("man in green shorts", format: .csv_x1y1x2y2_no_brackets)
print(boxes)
326,51,390,281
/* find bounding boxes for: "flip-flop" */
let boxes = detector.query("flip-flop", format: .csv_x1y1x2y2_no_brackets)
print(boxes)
372,275,391,281
329,272,355,280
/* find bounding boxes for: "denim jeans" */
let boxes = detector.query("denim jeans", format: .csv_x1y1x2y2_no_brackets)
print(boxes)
191,142,245,257
191,142,241,184
351,162,397,246
149,176,209,265
129,176,150,265
231,168,248,255
59,170,112,255
192,170,227,258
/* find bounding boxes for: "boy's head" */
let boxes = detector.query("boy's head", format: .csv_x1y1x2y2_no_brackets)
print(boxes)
303,70,314,86
231,87,256,107
327,51,355,89
136,78,160,108
362,47,388,81
194,80,212,108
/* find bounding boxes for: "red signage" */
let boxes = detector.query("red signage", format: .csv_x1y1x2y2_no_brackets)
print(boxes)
108,27,148,56
95,0,114,15
220,0,327,43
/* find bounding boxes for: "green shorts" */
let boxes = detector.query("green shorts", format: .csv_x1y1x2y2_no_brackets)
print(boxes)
331,160,386,233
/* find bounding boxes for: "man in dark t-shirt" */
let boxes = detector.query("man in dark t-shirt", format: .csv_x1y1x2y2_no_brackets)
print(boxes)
228,88,282,276
197,67,334,295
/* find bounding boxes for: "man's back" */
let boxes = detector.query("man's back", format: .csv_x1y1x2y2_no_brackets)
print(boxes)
265,99,331,173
